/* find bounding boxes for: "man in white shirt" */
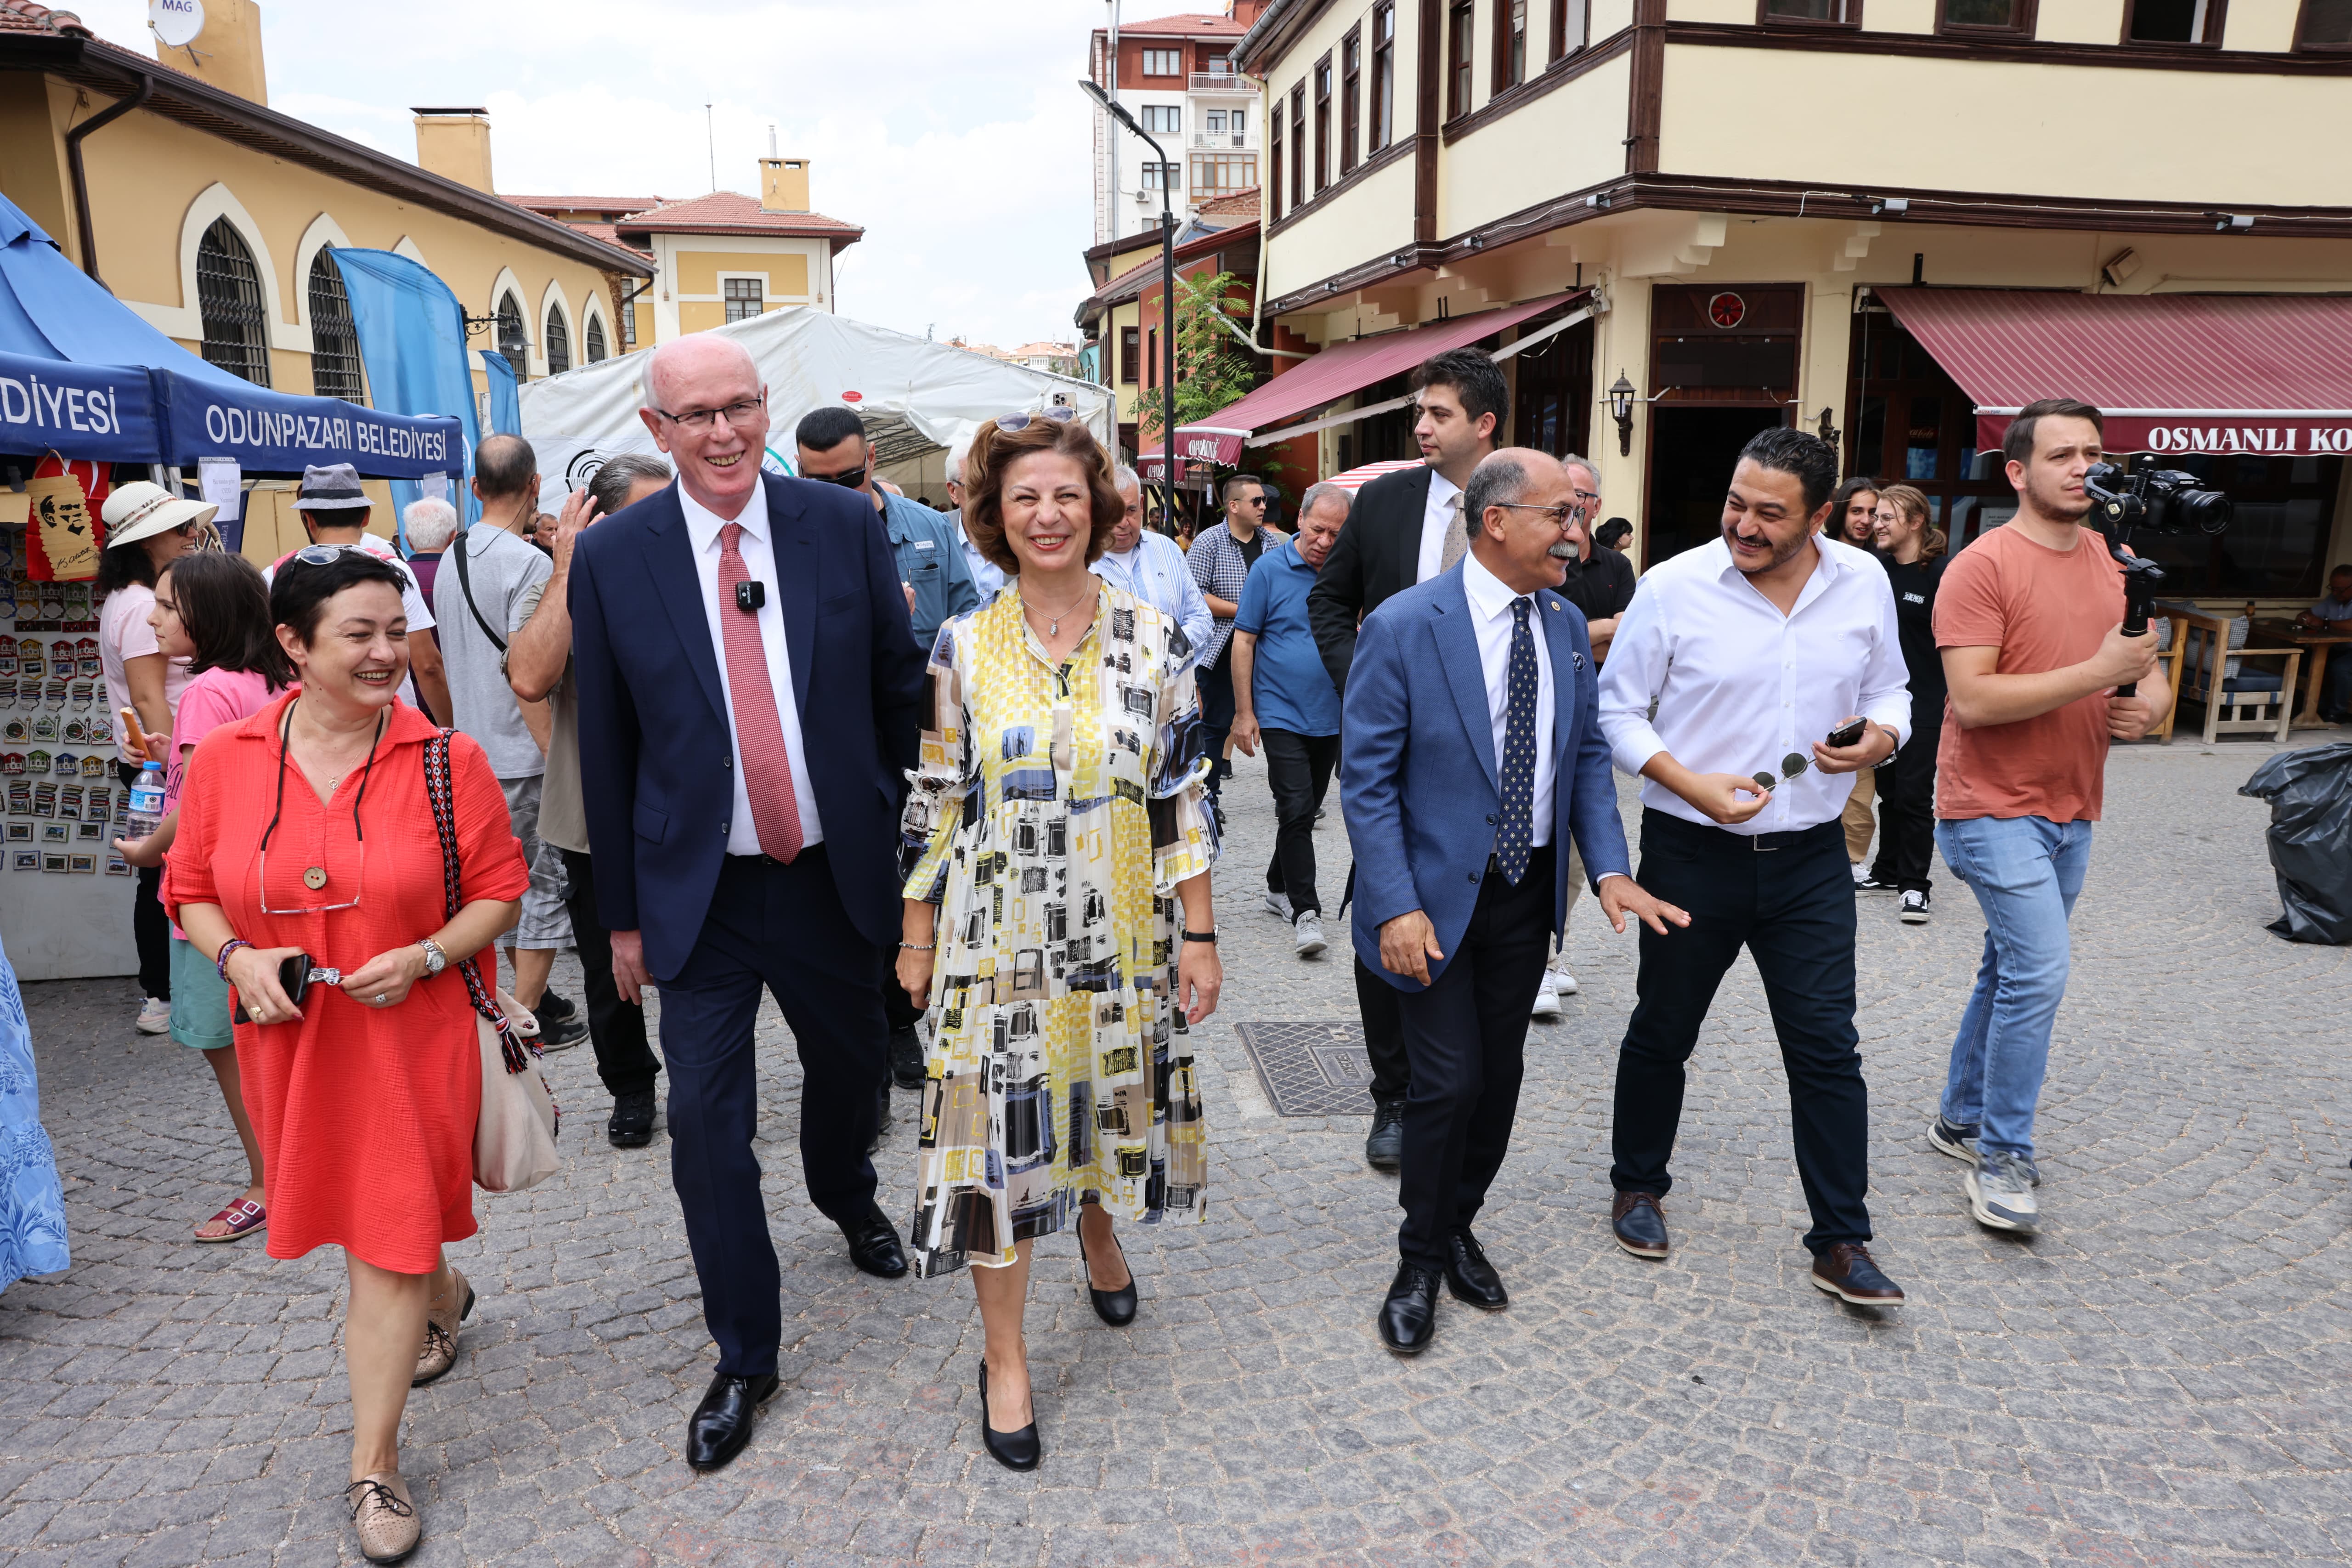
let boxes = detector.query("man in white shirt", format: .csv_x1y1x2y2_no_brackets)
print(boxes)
1596,426,1913,1309
1094,464,1212,667
943,440,1007,602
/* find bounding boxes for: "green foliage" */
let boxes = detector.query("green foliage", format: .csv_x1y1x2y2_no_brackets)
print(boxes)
1136,269,1260,447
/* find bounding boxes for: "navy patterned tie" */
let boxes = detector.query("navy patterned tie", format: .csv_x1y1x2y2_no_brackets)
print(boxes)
1496,597,1537,885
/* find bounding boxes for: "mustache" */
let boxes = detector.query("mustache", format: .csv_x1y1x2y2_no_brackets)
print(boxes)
1547,541,1578,559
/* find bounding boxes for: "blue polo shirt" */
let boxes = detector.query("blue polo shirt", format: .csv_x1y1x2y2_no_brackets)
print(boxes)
877,488,982,645
1233,538,1341,737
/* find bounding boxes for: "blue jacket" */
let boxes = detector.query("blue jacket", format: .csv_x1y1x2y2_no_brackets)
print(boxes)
880,489,981,645
568,472,927,980
1340,563,1631,991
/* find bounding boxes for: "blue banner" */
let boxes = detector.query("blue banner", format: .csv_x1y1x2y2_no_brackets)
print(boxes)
148,368,461,477
328,248,482,533
0,350,159,464
480,349,520,438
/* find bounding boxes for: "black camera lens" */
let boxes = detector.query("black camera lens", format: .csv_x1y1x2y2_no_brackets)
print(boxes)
2177,487,2233,534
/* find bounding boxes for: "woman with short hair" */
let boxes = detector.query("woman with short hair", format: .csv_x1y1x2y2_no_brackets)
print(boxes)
164,548,528,1563
896,410,1220,1472
1866,485,1946,924
1830,476,1888,882
114,551,291,1241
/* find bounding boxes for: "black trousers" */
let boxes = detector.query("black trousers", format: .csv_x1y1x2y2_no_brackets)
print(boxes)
1197,651,1236,797
1261,728,1340,916
1394,844,1554,1271
1867,723,1939,895
1611,810,1872,1256
556,849,661,1098
656,848,886,1377
116,759,170,1000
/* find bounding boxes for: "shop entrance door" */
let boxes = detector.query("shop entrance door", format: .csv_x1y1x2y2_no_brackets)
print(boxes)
1645,408,1790,563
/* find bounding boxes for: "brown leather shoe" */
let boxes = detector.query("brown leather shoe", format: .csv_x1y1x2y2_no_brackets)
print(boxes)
1811,1243,1905,1305
1610,1190,1669,1259
344,1470,420,1562
412,1268,474,1387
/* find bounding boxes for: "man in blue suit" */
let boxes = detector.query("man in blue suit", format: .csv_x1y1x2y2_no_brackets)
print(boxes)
569,335,927,1470
1342,449,1687,1355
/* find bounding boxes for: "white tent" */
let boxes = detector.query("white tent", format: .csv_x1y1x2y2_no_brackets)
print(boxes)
517,308,1114,511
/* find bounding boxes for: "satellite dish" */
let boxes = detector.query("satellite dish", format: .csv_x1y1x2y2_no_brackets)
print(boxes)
150,0,205,49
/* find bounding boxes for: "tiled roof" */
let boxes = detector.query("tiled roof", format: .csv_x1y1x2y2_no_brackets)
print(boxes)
1102,12,1249,36
1010,341,1078,357
503,194,665,217
615,190,863,243
0,0,79,33
1196,188,1261,218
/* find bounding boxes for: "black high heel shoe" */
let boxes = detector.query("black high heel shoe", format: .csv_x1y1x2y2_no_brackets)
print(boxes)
1076,1224,1138,1327
978,1361,1041,1472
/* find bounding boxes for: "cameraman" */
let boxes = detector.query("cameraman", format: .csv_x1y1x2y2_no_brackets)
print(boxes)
1929,398,2170,1238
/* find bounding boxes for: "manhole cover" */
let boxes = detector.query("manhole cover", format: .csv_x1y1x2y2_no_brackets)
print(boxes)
1231,1021,1375,1117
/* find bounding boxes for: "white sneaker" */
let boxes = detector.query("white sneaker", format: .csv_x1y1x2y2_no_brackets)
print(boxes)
135,996,171,1035
1966,1149,2041,1234
1293,912,1327,957
1262,889,1293,921
1850,862,1871,887
1900,889,1930,924
1530,972,1562,1019
1554,970,1578,996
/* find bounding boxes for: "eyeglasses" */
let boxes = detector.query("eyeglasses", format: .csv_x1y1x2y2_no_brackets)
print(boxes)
1573,488,1601,507
649,396,766,434
291,543,364,567
1749,752,1812,795
1493,501,1580,529
1236,496,1267,508
996,406,1078,432
802,461,869,488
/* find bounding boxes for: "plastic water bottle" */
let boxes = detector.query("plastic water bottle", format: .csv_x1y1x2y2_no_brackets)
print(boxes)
125,760,165,841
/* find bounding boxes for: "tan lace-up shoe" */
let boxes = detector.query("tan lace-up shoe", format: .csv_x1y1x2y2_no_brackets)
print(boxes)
344,1470,420,1562
411,1267,475,1387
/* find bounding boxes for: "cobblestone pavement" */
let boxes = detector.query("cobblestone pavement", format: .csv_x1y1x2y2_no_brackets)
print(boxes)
4,735,2349,1567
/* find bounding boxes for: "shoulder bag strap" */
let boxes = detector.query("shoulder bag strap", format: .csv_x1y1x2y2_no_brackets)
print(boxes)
451,528,508,652
424,728,528,1072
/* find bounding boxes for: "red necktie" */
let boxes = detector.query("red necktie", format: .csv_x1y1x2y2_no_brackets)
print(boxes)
716,523,803,863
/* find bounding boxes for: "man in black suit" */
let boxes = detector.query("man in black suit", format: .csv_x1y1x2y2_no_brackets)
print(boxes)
1308,346,1504,1172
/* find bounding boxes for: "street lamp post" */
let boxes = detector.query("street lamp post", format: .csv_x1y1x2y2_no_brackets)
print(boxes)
1080,77,1178,525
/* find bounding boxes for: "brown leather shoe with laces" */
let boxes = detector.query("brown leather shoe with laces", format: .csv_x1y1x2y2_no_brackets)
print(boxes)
1610,1190,1670,1259
1811,1243,1905,1305
411,1268,474,1386
344,1470,420,1562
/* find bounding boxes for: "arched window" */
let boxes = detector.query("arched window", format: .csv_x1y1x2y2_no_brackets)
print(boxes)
305,246,366,403
545,304,570,375
585,314,606,363
196,217,271,387
496,291,527,378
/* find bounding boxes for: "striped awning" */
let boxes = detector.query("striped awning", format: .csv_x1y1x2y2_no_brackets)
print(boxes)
1876,288,2352,458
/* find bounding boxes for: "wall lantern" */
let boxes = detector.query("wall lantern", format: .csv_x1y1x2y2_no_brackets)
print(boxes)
1608,372,1638,456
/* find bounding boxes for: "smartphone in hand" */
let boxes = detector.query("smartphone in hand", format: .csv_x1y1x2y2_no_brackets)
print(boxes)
1825,716,1867,749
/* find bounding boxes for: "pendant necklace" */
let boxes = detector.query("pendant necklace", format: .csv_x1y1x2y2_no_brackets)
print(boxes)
1024,583,1093,639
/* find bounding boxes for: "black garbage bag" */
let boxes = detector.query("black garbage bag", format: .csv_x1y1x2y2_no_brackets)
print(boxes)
2239,740,2352,945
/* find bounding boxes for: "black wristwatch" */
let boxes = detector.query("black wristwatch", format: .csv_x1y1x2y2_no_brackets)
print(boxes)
1182,929,1218,945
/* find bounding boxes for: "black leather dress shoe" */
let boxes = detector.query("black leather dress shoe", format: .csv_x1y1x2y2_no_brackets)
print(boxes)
685,1370,779,1471
1364,1099,1404,1173
977,1361,1041,1471
1611,1190,1670,1260
1444,1228,1508,1310
839,1205,909,1279
888,1024,926,1090
1377,1262,1442,1355
607,1088,656,1149
1077,1226,1137,1326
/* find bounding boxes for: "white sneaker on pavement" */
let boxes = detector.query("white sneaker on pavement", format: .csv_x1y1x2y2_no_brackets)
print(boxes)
1850,862,1871,887
1554,970,1578,996
1293,912,1327,957
1966,1149,2041,1234
1262,889,1292,921
135,996,171,1035
1531,971,1561,1019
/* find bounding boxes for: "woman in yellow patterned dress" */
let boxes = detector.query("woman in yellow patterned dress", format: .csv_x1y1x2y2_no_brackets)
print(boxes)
895,410,1221,1472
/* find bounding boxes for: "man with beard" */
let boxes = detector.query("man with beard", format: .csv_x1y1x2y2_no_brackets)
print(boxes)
1596,427,1914,1308
1929,399,2165,1237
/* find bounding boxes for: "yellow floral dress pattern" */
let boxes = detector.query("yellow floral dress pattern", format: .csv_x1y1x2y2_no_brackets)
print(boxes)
901,582,1217,1277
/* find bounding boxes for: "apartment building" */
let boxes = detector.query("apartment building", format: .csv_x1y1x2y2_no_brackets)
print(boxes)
1090,6,1275,245
1216,0,2352,600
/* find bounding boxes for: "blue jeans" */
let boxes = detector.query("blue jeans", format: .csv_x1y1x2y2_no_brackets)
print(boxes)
1935,815,2094,1159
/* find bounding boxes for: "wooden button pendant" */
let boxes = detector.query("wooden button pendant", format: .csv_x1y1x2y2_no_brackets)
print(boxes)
302,866,328,890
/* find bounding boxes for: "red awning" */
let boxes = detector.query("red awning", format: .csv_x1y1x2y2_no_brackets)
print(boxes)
1877,288,2352,457
1138,291,1581,479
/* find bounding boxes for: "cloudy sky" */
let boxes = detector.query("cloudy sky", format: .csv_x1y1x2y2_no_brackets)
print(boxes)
73,0,1108,350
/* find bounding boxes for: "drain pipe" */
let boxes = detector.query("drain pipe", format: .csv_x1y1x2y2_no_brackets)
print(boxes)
66,70,153,290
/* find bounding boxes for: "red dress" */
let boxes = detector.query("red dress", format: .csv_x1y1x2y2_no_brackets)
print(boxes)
163,693,530,1274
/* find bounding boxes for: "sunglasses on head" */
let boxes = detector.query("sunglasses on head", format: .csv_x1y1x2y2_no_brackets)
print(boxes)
996,406,1078,433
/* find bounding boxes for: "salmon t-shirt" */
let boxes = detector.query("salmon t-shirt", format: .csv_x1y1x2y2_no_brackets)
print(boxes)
1933,523,2124,824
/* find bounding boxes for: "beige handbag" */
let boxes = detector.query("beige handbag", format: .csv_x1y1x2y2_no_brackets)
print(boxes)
424,731,561,1192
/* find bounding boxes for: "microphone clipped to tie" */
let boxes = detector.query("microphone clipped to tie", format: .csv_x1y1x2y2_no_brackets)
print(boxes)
735,580,766,613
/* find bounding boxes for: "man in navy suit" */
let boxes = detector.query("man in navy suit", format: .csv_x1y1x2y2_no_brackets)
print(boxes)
569,335,927,1471
1341,448,1687,1355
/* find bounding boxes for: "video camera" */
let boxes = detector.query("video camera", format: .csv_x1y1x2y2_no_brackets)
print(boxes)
2080,460,2233,691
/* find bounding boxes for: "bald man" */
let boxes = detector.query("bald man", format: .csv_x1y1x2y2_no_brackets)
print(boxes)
568,334,927,1471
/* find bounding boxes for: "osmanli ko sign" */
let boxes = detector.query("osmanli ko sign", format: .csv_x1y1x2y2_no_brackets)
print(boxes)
1974,408,2352,457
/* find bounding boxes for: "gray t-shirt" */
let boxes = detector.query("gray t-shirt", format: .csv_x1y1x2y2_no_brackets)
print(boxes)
512,577,588,855
432,523,552,779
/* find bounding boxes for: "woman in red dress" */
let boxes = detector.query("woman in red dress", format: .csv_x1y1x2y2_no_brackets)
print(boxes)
165,549,526,1564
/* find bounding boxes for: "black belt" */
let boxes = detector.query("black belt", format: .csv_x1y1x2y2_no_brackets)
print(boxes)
1641,808,1840,855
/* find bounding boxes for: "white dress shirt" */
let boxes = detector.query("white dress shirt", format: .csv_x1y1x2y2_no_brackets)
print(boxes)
1414,469,1464,585
1094,530,1214,669
1461,550,1557,848
1597,534,1911,836
674,479,825,854
949,508,1008,600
